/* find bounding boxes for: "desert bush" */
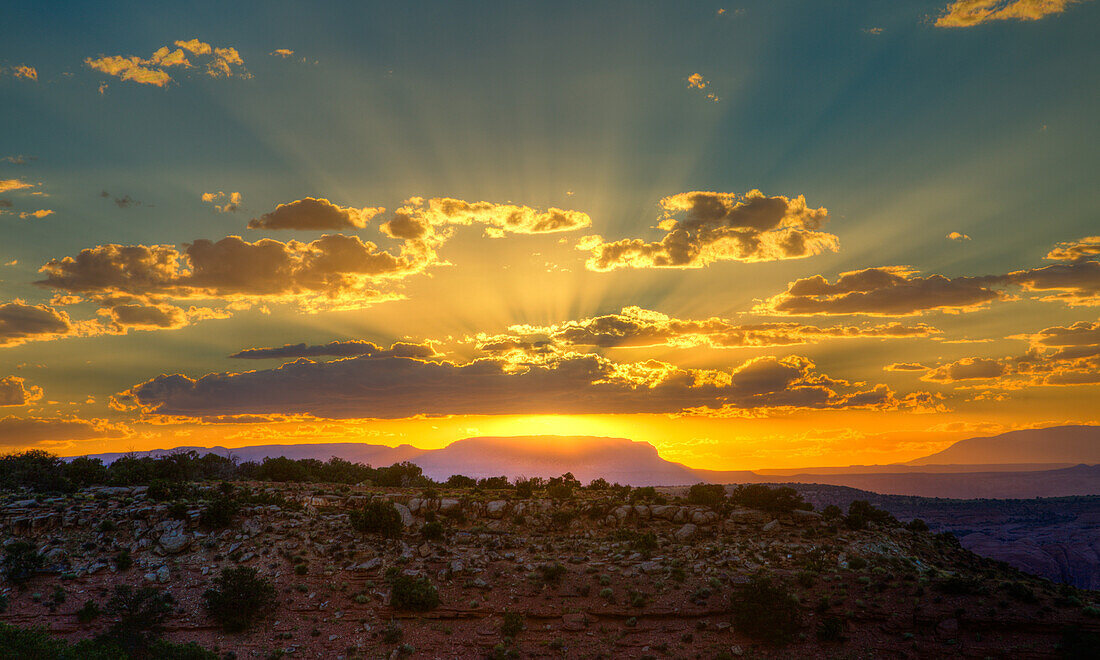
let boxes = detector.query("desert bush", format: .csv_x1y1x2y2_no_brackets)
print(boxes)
586,477,610,490
389,575,440,611
445,474,476,488
547,483,573,500
729,484,807,513
114,550,133,572
816,615,845,641
821,504,842,520
905,518,929,532
630,486,658,502
102,585,176,655
382,620,404,643
76,599,101,623
501,610,525,638
731,573,802,644
1002,581,1038,603
203,567,277,633
421,521,445,541
847,556,868,571
199,496,240,529
631,531,658,557
845,500,897,529
477,476,512,490
2,541,43,586
687,483,725,509
550,510,575,529
350,501,403,538
935,575,987,596
536,563,566,585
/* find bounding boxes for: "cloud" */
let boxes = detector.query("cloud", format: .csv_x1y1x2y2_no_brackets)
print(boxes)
935,0,1083,27
19,209,54,219
687,73,708,89
0,179,34,194
922,357,1007,382
202,191,242,213
85,39,246,87
1045,236,1100,262
947,231,971,241
103,304,188,330
270,49,295,58
5,65,38,81
101,191,141,208
758,266,1005,316
0,301,81,347
248,197,382,230
885,362,930,371
0,415,129,447
229,340,439,360
491,306,939,351
397,197,591,238
116,350,934,420
1,155,35,165
36,232,437,314
579,190,837,271
0,376,43,406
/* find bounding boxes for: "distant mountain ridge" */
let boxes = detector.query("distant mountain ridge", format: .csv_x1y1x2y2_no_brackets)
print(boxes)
905,425,1100,465
65,429,1100,497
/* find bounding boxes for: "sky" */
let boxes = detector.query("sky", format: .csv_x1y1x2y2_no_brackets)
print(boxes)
1,0,1098,470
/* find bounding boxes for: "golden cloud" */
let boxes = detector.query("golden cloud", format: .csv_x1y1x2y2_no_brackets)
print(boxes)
580,190,837,271
936,0,1082,27
248,197,383,230
85,39,247,87
0,376,43,406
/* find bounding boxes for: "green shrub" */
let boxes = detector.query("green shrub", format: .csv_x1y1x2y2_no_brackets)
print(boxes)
846,500,897,529
729,485,806,513
3,541,43,586
547,483,573,500
421,521,445,541
631,531,658,557
687,483,725,508
114,550,133,572
203,567,277,633
501,610,525,638
906,518,929,532
816,615,844,641
350,501,403,538
536,563,566,585
821,504,843,520
199,496,240,529
1002,581,1038,603
550,510,575,529
847,556,868,571
389,575,440,611
77,599,101,623
445,474,476,488
102,585,175,655
382,620,404,643
731,573,801,645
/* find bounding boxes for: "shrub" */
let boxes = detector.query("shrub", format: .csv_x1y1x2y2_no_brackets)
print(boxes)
421,521,445,541
550,510,575,529
114,550,133,572
906,518,929,532
146,478,185,502
816,615,844,641
514,479,536,498
2,541,43,586
199,496,240,529
536,563,566,585
350,501,403,538
846,500,897,528
382,620,404,643
1002,581,1038,603
77,599,101,623
203,567,277,633
102,585,175,655
547,483,573,500
729,484,806,513
389,575,440,611
686,483,725,509
445,474,476,488
631,531,658,557
477,476,512,490
934,575,986,596
501,610,525,638
731,573,801,645
847,556,868,571
821,504,843,520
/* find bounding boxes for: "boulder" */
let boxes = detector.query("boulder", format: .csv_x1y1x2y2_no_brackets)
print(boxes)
675,523,697,542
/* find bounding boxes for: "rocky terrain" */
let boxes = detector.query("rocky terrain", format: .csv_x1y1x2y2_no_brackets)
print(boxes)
2,482,1099,658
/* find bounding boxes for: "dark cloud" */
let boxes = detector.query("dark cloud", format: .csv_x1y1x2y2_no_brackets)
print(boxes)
0,376,43,406
1006,260,1100,306
579,190,837,271
116,350,934,420
1045,237,1100,262
497,306,939,350
884,362,930,372
229,340,438,360
922,357,1007,383
106,304,188,329
759,267,1006,316
0,415,129,446
248,197,384,230
0,301,78,347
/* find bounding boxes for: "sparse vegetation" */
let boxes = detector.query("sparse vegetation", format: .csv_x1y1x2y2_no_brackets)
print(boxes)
350,500,404,538
389,574,440,611
203,567,278,632
731,573,802,644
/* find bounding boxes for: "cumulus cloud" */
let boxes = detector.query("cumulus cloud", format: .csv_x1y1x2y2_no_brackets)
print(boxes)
885,362,930,371
0,179,35,194
759,266,1006,316
230,340,439,360
936,0,1083,27
396,197,591,238
0,376,43,406
579,190,837,271
19,209,54,219
4,65,38,80
1006,240,1100,305
116,349,934,420
35,231,440,316
85,39,246,87
0,415,129,447
489,306,939,351
0,301,80,347
947,231,971,241
103,304,189,330
922,357,1007,382
202,191,242,213
248,197,383,230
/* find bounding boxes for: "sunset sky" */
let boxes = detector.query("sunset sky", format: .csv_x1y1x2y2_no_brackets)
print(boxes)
1,0,1098,470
